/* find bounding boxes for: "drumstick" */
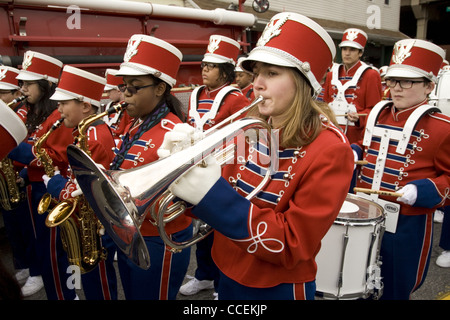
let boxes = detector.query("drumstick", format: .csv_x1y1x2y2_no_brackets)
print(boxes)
335,113,368,117
353,187,403,197
355,160,368,165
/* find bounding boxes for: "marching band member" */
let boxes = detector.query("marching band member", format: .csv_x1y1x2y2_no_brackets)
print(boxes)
112,34,192,300
0,66,24,108
322,28,382,144
165,12,354,300
352,39,450,299
187,35,249,131
102,69,132,144
0,66,32,291
235,56,255,101
44,65,118,300
8,51,76,299
178,35,249,297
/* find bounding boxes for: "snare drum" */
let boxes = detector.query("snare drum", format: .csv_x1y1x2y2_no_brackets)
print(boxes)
315,193,385,299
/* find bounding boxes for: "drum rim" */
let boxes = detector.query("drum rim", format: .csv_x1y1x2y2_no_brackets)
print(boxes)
335,193,385,224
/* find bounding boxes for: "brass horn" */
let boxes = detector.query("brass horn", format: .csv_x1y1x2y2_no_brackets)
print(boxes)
67,98,275,270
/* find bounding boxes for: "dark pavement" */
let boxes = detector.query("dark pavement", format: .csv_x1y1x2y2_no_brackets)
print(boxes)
1,214,449,301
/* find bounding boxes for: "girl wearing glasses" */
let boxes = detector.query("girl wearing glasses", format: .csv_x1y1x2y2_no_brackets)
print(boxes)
110,34,192,300
352,39,450,299
165,13,355,299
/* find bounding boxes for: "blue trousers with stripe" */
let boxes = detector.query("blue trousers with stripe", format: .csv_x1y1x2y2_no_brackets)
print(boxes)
379,212,433,300
1,188,34,271
30,181,76,300
117,224,192,300
439,206,450,250
81,233,118,300
218,271,316,300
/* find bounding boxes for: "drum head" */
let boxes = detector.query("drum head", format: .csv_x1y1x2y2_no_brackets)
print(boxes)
336,193,384,223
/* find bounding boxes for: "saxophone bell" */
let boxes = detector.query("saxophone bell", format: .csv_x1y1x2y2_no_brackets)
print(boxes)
45,197,78,227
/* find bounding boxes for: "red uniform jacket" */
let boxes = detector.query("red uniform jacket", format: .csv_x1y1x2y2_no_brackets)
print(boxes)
113,111,191,237
10,109,74,182
191,120,354,287
188,84,250,130
240,83,255,101
110,110,134,142
353,101,450,215
323,61,382,143
57,121,115,200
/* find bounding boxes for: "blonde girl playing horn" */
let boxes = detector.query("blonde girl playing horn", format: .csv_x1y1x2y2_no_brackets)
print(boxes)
162,12,355,300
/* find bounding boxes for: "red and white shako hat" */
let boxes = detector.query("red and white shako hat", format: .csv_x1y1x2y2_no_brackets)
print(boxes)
16,51,63,84
0,66,21,90
440,60,450,73
117,34,182,88
0,100,27,159
203,35,241,66
379,66,388,78
50,66,106,107
235,57,247,72
339,28,368,51
240,12,336,96
385,39,445,82
104,69,123,91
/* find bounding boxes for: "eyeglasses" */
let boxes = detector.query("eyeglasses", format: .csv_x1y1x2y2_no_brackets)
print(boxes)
118,83,156,95
201,62,218,71
19,81,38,89
385,79,425,89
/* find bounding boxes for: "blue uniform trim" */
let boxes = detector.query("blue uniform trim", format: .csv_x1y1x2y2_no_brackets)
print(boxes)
351,143,363,159
193,177,250,239
8,142,34,165
359,174,398,191
410,178,443,208
47,174,68,199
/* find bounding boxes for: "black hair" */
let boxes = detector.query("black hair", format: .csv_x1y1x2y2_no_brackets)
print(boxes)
25,79,59,134
151,75,186,122
217,63,236,85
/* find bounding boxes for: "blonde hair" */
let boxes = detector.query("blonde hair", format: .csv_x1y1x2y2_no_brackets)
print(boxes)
248,67,337,148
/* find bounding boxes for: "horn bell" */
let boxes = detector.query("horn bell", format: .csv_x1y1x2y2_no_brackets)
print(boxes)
67,117,273,270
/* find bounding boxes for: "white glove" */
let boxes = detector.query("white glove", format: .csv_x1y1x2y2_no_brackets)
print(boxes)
157,123,204,159
396,184,418,206
71,178,83,197
168,155,220,205
42,170,60,188
353,150,359,170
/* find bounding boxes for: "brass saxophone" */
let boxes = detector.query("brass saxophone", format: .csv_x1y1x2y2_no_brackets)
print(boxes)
0,97,27,210
36,118,64,214
0,158,24,211
45,102,127,273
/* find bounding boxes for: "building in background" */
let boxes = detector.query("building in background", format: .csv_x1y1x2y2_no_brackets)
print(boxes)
399,0,450,61
190,0,408,67
191,0,447,66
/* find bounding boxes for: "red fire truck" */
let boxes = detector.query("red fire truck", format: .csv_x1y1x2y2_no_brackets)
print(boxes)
0,0,258,89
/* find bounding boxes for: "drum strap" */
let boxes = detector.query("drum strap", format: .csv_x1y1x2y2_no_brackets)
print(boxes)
189,85,239,131
362,102,441,197
329,63,370,126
